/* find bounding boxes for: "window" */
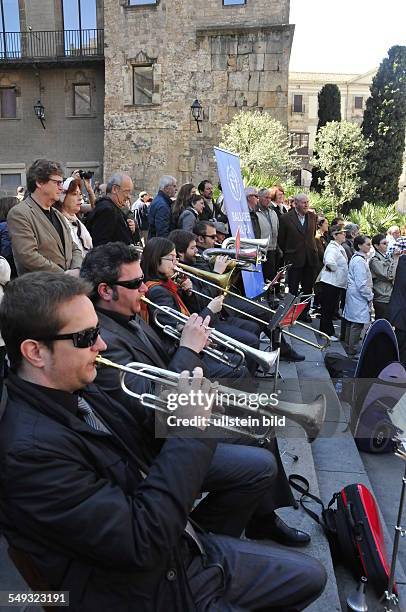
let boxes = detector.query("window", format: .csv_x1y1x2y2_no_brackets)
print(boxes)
73,83,91,115
0,172,20,187
223,0,246,4
62,0,97,55
290,132,309,156
0,0,21,59
0,87,16,118
354,96,363,110
128,0,157,5
133,65,153,105
292,94,304,113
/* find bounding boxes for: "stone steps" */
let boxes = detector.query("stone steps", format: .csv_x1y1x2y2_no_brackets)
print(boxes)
287,322,406,611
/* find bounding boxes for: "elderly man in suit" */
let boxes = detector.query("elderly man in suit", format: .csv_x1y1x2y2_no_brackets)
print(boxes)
7,159,83,276
278,193,318,323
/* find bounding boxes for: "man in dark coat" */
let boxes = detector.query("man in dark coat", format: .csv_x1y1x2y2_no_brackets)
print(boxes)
278,193,318,322
148,175,177,238
86,172,138,246
0,272,326,611
388,254,406,363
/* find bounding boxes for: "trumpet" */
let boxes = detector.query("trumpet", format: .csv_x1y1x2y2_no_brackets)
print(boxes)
95,355,326,442
176,263,331,351
222,236,270,254
141,295,280,376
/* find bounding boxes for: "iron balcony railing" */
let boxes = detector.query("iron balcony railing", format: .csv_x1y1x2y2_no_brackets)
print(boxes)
0,29,104,62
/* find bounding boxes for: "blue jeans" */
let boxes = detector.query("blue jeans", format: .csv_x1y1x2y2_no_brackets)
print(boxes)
188,533,327,611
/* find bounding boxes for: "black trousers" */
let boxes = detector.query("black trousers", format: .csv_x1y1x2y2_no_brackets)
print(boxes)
287,265,316,315
319,282,342,337
373,301,389,320
262,250,276,282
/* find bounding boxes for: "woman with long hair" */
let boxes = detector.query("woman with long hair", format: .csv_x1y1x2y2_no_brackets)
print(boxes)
55,177,93,256
177,194,205,232
171,182,196,228
141,237,248,378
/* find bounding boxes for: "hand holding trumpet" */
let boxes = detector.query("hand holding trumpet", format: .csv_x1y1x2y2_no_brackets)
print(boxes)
179,313,212,353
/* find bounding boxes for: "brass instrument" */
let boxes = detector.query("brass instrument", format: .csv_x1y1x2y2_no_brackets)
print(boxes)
222,236,270,254
141,295,280,378
202,246,266,268
95,355,326,442
176,263,331,351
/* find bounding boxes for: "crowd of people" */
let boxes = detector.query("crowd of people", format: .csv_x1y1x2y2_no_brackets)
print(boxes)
0,157,405,610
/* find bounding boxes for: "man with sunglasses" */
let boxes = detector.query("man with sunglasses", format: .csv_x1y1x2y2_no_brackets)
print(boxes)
7,158,83,276
0,272,326,611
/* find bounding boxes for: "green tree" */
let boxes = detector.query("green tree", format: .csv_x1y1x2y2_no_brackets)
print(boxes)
361,45,406,205
219,110,300,180
311,83,342,191
312,121,369,210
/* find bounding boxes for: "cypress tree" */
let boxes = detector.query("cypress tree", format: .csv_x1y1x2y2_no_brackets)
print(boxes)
311,84,341,191
361,45,406,205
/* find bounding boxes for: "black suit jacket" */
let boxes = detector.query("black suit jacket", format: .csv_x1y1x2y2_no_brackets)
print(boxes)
86,197,134,246
388,256,406,331
278,209,318,269
96,310,205,414
0,373,216,610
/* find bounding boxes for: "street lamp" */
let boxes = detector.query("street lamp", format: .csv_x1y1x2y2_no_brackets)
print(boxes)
33,100,46,129
190,99,203,133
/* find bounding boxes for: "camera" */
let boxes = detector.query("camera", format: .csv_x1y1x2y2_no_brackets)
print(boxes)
78,170,94,180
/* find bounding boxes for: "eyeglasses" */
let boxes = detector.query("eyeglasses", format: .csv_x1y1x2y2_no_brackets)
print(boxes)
112,275,145,290
200,234,216,239
161,256,178,263
49,178,64,187
36,324,101,348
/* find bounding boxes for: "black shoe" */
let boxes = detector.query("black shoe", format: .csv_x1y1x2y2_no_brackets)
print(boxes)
299,313,312,324
280,349,305,362
245,515,311,547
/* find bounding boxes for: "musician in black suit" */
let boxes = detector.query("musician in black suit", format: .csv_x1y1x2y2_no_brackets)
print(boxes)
80,241,311,547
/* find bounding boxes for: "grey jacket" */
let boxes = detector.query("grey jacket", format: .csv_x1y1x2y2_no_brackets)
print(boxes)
370,251,399,304
257,206,279,250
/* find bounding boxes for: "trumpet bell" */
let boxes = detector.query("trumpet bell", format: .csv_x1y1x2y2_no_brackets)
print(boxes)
273,395,326,443
176,262,235,291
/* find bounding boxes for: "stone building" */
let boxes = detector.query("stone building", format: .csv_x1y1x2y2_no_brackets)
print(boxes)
0,0,105,196
288,69,406,196
103,0,294,192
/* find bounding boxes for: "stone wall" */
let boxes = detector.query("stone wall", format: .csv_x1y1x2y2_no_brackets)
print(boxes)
104,0,293,192
0,65,104,195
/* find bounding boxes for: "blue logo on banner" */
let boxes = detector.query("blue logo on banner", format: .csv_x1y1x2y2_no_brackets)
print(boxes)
214,146,264,297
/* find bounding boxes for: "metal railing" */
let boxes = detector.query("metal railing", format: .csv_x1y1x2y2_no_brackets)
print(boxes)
0,29,104,61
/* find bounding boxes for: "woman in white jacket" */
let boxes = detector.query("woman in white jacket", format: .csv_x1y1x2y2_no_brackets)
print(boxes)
319,225,348,340
343,235,374,356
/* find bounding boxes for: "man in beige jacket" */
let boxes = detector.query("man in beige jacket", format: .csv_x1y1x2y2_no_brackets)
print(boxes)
7,159,82,276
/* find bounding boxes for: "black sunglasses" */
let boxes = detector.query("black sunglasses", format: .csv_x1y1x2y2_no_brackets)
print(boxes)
36,324,101,348
112,275,145,290
200,234,216,239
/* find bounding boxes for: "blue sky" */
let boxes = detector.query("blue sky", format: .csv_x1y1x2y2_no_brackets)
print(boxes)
290,0,406,74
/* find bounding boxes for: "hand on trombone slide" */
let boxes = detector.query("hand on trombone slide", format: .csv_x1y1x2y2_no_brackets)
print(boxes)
213,255,231,274
207,295,225,314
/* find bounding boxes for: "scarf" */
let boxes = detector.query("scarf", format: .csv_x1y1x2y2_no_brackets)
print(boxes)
140,279,190,323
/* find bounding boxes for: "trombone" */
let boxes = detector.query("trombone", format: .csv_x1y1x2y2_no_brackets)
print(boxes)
141,296,280,381
176,262,331,351
95,355,326,442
